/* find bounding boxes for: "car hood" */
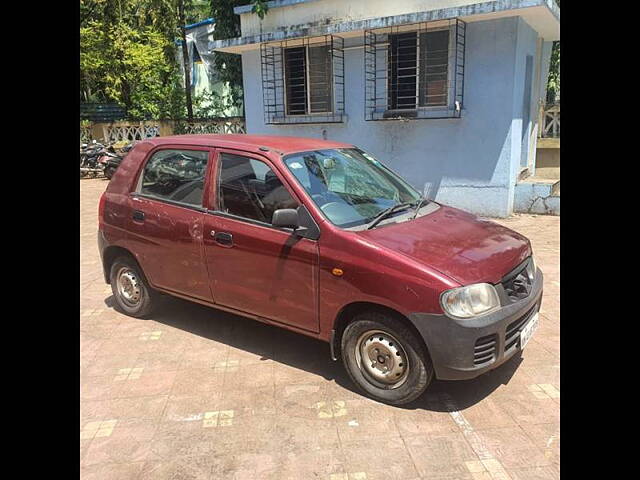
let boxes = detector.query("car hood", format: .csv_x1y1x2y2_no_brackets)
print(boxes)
357,204,531,285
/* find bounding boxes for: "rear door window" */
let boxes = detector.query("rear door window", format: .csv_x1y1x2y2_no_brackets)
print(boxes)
218,153,298,224
138,149,209,207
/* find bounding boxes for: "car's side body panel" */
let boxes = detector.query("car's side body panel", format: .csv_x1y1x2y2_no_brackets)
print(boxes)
126,195,211,301
203,212,321,331
314,224,460,339
201,147,321,332
99,142,155,276
99,135,537,353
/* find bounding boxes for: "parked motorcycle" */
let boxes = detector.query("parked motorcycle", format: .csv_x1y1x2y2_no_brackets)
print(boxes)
80,141,133,179
80,140,108,177
100,150,122,180
102,142,134,180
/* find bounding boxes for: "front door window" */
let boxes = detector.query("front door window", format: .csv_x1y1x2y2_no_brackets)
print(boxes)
218,153,298,224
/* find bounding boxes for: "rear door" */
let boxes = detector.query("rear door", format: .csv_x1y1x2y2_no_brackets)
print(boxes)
126,146,213,302
202,149,320,332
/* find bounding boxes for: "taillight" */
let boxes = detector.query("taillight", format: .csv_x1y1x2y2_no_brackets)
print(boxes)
98,192,106,226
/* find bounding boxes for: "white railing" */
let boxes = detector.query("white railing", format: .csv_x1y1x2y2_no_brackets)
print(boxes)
176,118,246,135
80,118,247,145
103,122,160,143
539,104,560,138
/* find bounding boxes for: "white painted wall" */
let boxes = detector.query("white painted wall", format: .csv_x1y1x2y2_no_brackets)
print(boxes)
239,0,480,36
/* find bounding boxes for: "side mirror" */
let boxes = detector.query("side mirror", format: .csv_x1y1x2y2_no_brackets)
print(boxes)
272,208,299,229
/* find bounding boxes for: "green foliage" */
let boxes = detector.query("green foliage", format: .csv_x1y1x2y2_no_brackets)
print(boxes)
209,1,247,91
192,85,244,118
546,0,560,104
188,0,211,23
251,0,269,19
546,41,560,104
79,0,267,119
81,19,185,119
81,0,187,118
207,0,267,114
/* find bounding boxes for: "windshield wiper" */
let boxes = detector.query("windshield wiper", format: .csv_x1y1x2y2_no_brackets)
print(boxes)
411,195,430,220
366,202,414,230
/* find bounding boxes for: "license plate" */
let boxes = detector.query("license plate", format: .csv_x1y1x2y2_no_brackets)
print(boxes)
520,312,539,350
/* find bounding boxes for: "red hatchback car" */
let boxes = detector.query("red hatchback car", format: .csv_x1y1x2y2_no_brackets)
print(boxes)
98,134,543,405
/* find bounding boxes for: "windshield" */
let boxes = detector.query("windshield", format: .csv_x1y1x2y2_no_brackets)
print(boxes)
283,148,421,228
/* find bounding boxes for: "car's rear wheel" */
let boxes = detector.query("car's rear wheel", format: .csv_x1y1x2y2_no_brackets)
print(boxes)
110,257,155,318
341,311,433,405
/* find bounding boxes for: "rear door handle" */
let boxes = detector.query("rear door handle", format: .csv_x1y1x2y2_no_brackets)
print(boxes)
132,210,145,222
213,231,233,247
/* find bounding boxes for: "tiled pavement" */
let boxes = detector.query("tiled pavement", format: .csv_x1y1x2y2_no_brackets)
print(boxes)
81,178,560,480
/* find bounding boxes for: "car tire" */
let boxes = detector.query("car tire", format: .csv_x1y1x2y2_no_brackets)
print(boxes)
110,256,155,318
341,311,433,405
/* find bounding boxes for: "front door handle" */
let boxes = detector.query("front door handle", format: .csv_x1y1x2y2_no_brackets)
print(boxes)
213,231,233,247
132,210,145,222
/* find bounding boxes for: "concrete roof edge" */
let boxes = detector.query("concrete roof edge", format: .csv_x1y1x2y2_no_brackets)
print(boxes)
544,0,560,22
214,0,559,52
234,0,319,16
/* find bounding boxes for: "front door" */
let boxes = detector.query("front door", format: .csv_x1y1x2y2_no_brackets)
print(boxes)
202,149,320,332
127,146,212,302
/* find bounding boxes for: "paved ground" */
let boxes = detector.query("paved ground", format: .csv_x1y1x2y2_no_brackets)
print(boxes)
81,178,560,480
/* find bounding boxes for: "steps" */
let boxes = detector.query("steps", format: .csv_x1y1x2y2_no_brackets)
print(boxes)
514,177,560,215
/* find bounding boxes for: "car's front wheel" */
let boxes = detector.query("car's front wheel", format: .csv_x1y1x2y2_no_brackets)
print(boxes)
341,311,433,405
110,257,155,318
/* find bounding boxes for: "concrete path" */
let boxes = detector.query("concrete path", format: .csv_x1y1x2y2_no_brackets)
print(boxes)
81,178,559,480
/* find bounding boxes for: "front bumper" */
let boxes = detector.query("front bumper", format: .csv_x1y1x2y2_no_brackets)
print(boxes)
408,269,543,380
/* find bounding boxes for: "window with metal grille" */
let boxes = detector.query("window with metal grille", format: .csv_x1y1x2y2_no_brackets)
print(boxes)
261,35,344,124
365,19,466,121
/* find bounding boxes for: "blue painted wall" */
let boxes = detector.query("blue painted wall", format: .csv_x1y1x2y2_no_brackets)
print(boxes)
241,17,547,217
514,182,560,215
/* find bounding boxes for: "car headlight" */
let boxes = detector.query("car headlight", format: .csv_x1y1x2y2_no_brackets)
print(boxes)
440,283,500,319
527,255,537,282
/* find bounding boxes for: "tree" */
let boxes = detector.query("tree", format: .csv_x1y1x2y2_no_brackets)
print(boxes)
546,0,560,104
80,0,269,119
546,41,560,104
81,19,185,119
209,0,246,91
208,1,268,116
81,0,194,118
177,0,194,120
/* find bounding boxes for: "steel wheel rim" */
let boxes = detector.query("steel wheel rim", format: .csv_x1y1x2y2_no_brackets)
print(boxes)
355,330,409,389
116,267,142,307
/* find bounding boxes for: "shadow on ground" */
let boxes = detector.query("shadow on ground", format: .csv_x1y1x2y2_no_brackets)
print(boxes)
104,294,522,412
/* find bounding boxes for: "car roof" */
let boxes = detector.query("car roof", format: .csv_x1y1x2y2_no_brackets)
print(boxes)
142,134,354,155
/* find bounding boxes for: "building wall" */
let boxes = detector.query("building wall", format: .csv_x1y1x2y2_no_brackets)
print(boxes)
239,0,480,37
514,182,559,215
241,16,544,217
508,17,542,213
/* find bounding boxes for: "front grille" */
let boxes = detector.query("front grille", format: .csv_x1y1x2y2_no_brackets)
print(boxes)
502,258,534,303
473,334,497,366
504,306,537,352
